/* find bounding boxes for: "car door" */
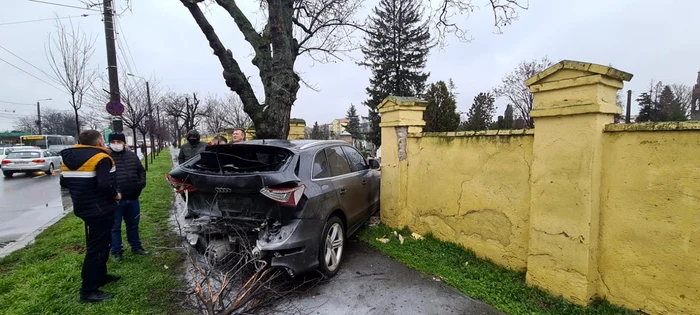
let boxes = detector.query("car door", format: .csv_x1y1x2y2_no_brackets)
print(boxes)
324,146,365,233
340,146,376,218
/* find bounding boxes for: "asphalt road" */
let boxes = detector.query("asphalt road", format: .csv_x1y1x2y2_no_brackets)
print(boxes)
0,171,67,246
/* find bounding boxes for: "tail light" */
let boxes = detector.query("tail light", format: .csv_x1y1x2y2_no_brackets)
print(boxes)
1,160,10,164
260,184,306,207
165,173,196,193
32,159,46,163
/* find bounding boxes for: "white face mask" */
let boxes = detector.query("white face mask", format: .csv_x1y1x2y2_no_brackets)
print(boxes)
111,143,124,152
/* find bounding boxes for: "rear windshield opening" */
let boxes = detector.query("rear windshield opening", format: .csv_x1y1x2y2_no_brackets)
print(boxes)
186,145,293,174
7,151,40,159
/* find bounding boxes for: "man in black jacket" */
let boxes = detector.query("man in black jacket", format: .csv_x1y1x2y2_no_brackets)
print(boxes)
107,133,149,262
60,130,122,303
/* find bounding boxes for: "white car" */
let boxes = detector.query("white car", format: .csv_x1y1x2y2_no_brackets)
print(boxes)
0,146,40,166
1,149,62,178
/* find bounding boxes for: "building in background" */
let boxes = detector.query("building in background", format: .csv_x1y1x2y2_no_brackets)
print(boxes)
331,118,348,138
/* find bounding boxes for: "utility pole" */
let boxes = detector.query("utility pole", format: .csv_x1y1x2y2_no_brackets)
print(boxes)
103,0,122,132
36,98,51,134
625,89,632,123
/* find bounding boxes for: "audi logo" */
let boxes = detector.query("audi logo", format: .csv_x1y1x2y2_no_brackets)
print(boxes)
215,187,232,193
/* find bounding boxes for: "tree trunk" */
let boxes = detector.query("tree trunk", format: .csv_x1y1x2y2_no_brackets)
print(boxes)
132,127,138,149
74,108,80,137
142,132,148,171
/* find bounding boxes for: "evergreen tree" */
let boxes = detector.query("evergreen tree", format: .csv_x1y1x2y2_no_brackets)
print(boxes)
658,85,687,121
463,92,496,131
423,80,460,132
503,104,514,129
636,92,660,122
310,121,322,139
360,0,432,146
345,104,362,139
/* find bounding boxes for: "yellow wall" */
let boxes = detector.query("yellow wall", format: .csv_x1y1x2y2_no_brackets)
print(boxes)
598,124,700,315
378,61,700,314
404,131,534,270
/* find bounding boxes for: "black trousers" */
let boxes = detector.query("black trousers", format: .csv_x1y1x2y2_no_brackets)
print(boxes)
80,214,114,295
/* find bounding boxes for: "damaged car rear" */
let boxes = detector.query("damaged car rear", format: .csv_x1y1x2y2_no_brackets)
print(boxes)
167,140,380,277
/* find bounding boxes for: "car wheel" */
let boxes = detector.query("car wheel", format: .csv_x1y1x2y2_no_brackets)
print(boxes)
3,171,13,178
318,216,345,278
45,163,54,175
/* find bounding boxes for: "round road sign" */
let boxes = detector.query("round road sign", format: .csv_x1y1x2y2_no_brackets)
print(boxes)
106,101,124,116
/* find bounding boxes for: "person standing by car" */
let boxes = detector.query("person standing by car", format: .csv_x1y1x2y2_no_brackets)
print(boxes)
178,130,207,164
60,130,121,303
211,135,228,145
231,128,246,143
107,133,149,262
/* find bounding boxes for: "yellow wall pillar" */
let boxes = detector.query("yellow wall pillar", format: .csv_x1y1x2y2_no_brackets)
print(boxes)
378,96,427,228
245,119,306,140
525,61,633,304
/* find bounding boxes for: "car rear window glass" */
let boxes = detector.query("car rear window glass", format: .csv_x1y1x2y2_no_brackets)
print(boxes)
312,150,331,179
7,151,40,159
325,146,351,177
341,146,368,172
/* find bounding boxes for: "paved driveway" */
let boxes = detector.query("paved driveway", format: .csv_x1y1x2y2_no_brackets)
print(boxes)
290,240,503,315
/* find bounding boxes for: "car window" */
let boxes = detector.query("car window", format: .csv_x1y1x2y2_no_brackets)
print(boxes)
312,150,331,179
341,146,368,172
325,146,351,177
7,151,40,159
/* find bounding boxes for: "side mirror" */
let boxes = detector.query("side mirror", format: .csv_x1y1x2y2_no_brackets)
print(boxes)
368,159,380,170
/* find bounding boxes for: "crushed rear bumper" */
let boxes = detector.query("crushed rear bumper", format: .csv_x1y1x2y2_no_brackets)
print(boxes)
254,219,323,275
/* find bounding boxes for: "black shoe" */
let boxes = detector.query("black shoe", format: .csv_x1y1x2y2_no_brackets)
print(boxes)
112,252,122,263
132,248,150,255
79,290,114,303
100,274,122,287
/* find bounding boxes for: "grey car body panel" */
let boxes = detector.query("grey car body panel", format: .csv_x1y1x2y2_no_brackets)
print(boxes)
168,140,380,274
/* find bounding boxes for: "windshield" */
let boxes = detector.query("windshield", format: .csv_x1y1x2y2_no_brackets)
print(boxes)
22,139,47,149
7,151,41,159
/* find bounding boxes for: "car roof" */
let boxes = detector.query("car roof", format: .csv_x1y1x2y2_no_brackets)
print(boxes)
241,139,349,152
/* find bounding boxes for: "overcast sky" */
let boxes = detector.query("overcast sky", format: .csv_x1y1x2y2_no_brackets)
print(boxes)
1,0,700,132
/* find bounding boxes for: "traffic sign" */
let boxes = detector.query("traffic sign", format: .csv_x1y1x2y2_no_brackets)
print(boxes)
106,100,124,116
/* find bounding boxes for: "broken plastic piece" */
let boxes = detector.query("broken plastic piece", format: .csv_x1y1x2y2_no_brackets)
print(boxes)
398,234,404,244
411,232,424,240
376,237,390,244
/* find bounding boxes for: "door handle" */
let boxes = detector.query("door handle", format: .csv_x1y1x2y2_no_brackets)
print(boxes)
339,188,347,195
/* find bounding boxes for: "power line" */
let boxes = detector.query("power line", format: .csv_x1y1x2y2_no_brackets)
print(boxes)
115,17,139,76
0,57,67,95
26,0,101,12
0,45,60,85
0,14,94,26
0,100,34,106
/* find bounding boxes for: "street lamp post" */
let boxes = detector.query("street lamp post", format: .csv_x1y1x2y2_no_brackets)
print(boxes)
36,98,52,134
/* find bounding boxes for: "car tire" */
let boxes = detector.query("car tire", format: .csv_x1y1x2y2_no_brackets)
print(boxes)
3,171,13,178
45,163,54,175
318,216,345,278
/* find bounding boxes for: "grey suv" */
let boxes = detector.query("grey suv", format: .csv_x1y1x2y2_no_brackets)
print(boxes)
167,140,380,277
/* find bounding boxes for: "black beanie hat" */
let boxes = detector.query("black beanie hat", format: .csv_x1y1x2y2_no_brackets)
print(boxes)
108,133,126,143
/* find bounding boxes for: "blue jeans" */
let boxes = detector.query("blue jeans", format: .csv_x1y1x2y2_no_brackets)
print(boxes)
111,199,143,254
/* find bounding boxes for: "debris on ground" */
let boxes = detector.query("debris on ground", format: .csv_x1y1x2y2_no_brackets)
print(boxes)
432,276,442,282
464,261,469,266
392,231,398,236
369,216,381,227
376,237,390,244
398,234,405,244
411,232,424,240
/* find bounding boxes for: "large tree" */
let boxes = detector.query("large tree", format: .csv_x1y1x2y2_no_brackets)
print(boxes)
463,92,496,131
344,104,362,139
46,18,97,137
658,85,687,121
423,80,460,132
310,121,323,139
493,57,552,128
179,0,527,140
360,0,432,146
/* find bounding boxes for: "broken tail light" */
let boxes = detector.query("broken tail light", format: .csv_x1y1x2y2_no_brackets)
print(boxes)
165,173,196,193
260,184,306,207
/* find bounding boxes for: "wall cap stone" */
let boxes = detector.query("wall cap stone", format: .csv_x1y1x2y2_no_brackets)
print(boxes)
525,60,633,87
604,121,700,132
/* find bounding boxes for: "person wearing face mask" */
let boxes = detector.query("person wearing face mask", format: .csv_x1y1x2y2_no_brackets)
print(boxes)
107,133,149,263
178,129,207,165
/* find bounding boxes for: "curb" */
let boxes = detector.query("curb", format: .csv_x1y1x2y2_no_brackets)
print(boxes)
0,206,73,259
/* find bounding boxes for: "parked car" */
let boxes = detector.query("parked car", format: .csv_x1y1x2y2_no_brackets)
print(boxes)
167,140,381,277
1,149,62,177
0,146,41,168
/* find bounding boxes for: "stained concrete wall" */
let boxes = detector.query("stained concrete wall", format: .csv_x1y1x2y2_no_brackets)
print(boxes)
402,131,534,270
598,123,700,315
378,61,700,314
